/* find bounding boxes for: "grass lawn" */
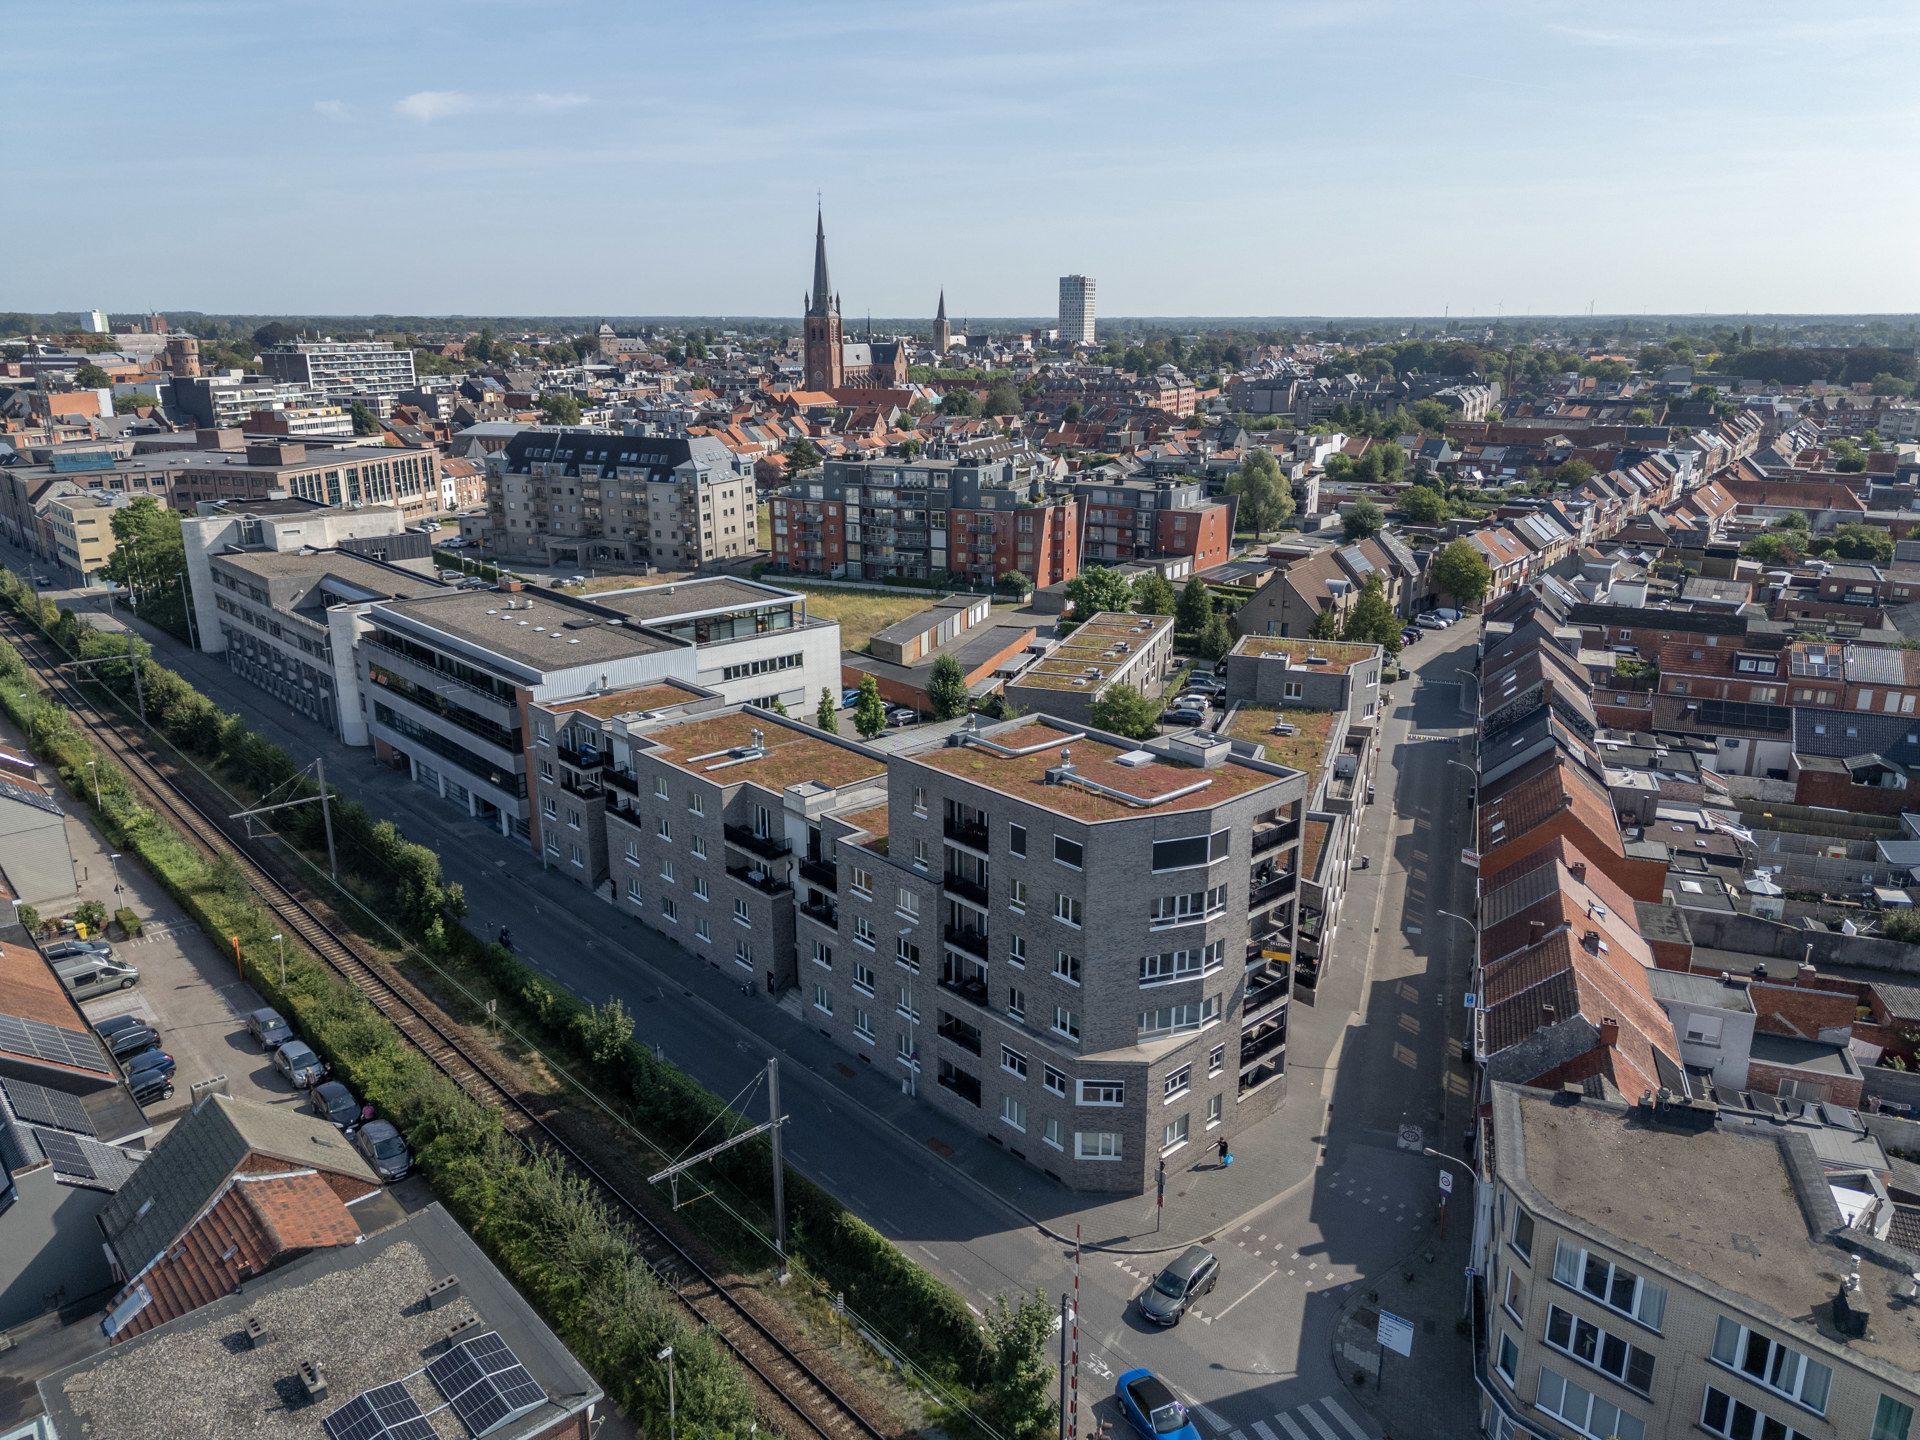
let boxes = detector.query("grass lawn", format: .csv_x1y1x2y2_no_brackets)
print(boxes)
575,570,691,595
756,501,772,550
785,583,1021,652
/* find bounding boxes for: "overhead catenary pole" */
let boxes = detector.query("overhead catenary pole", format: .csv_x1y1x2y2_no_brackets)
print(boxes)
315,755,339,881
1070,1223,1081,1440
1058,1293,1070,1440
768,1056,788,1282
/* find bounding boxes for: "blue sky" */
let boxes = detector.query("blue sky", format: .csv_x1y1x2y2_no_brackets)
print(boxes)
9,1,1918,318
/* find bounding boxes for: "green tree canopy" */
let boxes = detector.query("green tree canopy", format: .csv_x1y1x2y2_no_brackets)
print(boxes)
1341,498,1385,541
1226,449,1294,536
982,379,1022,417
1430,538,1491,607
1828,437,1866,473
815,687,839,733
939,388,983,417
1175,575,1214,633
783,436,823,474
927,653,971,720
113,391,159,414
349,400,379,436
1400,486,1447,525
1742,532,1800,565
1065,565,1135,616
537,393,582,426
996,569,1032,597
1089,682,1159,741
1827,522,1893,563
1197,610,1234,661
1340,572,1402,653
72,362,110,388
853,674,888,739
1133,572,1176,616
980,1292,1059,1440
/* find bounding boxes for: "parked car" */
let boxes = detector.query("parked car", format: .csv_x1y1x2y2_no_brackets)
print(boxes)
1160,706,1207,728
886,707,919,726
129,1069,174,1106
1115,1370,1201,1440
103,1020,162,1061
272,1040,328,1088
353,1119,413,1181
308,1080,360,1128
456,577,490,589
440,536,469,549
1136,1245,1218,1326
1400,627,1421,645
93,1013,149,1045
124,1047,175,1080
43,938,114,962
839,687,862,708
1433,607,1464,623
1415,612,1450,630
246,1008,293,1049
1182,673,1224,694
53,954,140,1000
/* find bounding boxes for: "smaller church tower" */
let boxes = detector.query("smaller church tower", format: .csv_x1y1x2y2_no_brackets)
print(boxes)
932,289,951,355
802,207,844,391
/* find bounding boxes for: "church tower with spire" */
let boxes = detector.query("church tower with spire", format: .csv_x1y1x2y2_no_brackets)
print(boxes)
802,208,844,390
932,289,951,355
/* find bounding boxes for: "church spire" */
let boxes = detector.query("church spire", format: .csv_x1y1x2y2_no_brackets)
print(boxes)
936,289,947,321
809,206,835,317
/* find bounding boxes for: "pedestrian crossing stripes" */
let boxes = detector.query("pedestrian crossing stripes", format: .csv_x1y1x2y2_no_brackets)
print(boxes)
1204,1397,1374,1440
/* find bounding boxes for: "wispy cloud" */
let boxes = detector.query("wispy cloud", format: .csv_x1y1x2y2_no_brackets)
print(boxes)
395,89,590,123
313,98,350,122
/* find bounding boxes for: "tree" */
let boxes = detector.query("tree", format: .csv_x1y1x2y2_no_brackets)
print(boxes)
252,321,298,349
1829,522,1893,563
1226,449,1294,536
1400,486,1446,525
113,391,159,414
996,569,1032,597
1341,498,1385,541
982,379,1022,417
928,654,970,720
1175,575,1213,633
853,674,888,739
1549,458,1595,490
1133,573,1176,616
940,388,983,417
99,495,190,637
1197,611,1234,661
1090,682,1159,741
1430,538,1491,608
537,393,582,426
980,1291,1058,1440
73,361,109,388
1062,401,1083,424
349,400,379,436
1064,565,1134,617
784,437,823,475
815,688,839,733
1742,532,1800,565
1828,437,1866,473
1340,573,1402,653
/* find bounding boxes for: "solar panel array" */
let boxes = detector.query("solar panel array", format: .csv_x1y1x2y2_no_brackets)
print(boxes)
427,1331,547,1437
30,1127,96,1180
0,1014,110,1074
322,1382,438,1440
1,1077,96,1134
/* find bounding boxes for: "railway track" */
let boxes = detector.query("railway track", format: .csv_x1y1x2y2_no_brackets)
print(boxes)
0,606,891,1440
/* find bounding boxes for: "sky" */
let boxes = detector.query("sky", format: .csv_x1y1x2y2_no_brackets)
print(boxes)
8,1,1920,319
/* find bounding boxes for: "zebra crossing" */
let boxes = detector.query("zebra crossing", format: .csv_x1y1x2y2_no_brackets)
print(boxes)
1213,1393,1376,1440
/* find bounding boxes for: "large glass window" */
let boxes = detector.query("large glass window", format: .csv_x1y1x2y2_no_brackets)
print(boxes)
1701,1386,1810,1440
1551,1241,1666,1331
1544,1305,1655,1395
1711,1319,1832,1415
1535,1367,1645,1440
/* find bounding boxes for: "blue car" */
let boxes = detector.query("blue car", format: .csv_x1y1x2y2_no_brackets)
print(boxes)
1115,1369,1201,1440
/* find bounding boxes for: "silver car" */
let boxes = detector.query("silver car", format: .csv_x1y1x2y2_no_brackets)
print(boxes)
1137,1245,1218,1326
272,1040,328,1088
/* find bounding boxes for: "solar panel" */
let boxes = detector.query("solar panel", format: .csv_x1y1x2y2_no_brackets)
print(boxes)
1,1077,96,1134
0,1014,111,1074
426,1331,547,1437
322,1383,438,1440
30,1126,96,1180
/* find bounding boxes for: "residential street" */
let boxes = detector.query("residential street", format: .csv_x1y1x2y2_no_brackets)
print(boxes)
8,548,1479,1437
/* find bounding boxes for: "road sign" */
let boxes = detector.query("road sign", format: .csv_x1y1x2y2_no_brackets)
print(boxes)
1377,1310,1415,1357
1438,1170,1454,1196
1460,848,1480,868
1463,992,1476,1009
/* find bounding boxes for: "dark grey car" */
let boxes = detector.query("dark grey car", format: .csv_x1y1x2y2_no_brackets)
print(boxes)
1137,1245,1218,1326
353,1119,412,1181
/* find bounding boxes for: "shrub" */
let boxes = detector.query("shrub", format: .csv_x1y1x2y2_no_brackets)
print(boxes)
113,906,142,938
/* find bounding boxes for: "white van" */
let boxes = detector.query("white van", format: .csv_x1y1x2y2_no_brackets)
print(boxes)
53,954,140,1001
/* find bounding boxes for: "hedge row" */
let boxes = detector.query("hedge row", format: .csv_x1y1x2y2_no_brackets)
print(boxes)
0,570,991,1389
0,635,753,1437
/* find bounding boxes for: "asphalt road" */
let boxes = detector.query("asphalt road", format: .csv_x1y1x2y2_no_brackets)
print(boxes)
3,547,1479,1436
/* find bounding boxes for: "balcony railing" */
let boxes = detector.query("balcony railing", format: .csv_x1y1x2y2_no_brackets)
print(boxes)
560,774,603,802
936,1016,983,1056
1248,871,1297,910
943,923,990,959
938,972,990,1008
557,743,605,769
801,897,839,927
942,871,991,908
726,863,792,898
1244,961,1291,1016
1240,1018,1288,1067
604,767,640,796
724,824,791,861
936,1062,982,1106
942,815,990,851
1252,818,1301,855
798,857,838,891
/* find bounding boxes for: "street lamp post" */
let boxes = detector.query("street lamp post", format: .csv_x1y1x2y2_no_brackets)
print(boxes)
656,1346,676,1440
1422,1147,1480,1318
107,852,123,908
86,758,101,810
272,933,286,988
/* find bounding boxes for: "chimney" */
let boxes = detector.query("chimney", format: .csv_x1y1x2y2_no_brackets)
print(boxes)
1541,1003,1557,1027
1797,962,1819,986
1598,1016,1620,1048
1582,930,1601,952
1568,861,1588,883
425,1275,461,1310
244,1315,271,1350
1527,920,1546,946
501,577,523,593
298,1360,327,1404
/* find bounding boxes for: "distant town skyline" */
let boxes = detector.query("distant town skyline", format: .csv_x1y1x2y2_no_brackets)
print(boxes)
8,2,1919,318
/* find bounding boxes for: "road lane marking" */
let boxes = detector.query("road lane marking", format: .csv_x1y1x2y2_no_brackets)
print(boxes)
1299,1406,1341,1440
1317,1395,1372,1440
1194,1404,1229,1432
1273,1416,1311,1440
1210,1263,1282,1322
1252,1421,1282,1440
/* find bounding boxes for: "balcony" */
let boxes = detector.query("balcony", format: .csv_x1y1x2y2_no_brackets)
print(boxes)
1244,959,1291,1017
801,896,839,928
557,743,605,770
1252,817,1301,855
560,773,603,802
936,1059,983,1106
604,766,640,797
799,856,838,891
936,1014,983,1056
1240,1016,1288,1067
1248,870,1297,910
942,814,989,852
726,863,792,898
724,823,791,861
944,923,990,960
942,870,991,909
938,970,990,1008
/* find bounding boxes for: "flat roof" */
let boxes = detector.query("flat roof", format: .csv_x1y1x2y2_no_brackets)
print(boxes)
847,620,1036,688
1232,635,1379,672
374,590,673,671
1013,611,1169,692
1223,705,1339,776
637,710,885,793
212,548,440,601
1644,967,1756,1013
591,575,792,623
548,682,704,720
870,594,992,647
914,718,1284,823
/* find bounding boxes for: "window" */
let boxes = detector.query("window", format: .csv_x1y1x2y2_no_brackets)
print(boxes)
1711,1319,1831,1414
660,896,678,922
1000,1093,1027,1131
813,984,833,1016
1006,985,1025,1020
1042,1117,1062,1149
850,866,873,898
1701,1386,1810,1440
1874,1397,1914,1440
1043,1064,1068,1097
1163,1065,1191,1100
1150,885,1228,928
1206,1094,1222,1127
661,859,675,883
1496,1334,1519,1384
694,917,710,942
693,874,709,901
542,798,558,819
1054,950,1082,985
1551,1241,1666,1331
654,776,669,799
1151,831,1230,872
897,887,919,920
1009,823,1027,857
811,939,833,970
1502,1269,1525,1322
1139,997,1222,1038
1208,1043,1225,1076
1054,835,1083,869
1162,1115,1189,1152
625,839,640,865
897,985,918,1022
897,1032,918,1066
687,791,704,815
1009,878,1027,911
626,877,642,902
1545,1305,1655,1395
733,898,751,927
1055,893,1083,927
896,936,921,972
1078,1080,1124,1106
734,940,752,968
1002,1045,1028,1078
690,834,706,859
1140,941,1226,984
853,1008,873,1041
913,838,930,869
1076,1131,1122,1161
569,843,585,868
1534,1367,1645,1440
852,960,874,994
1686,1012,1724,1046
1009,935,1026,966
1512,1210,1535,1263
853,915,876,947
1283,681,1304,701
1052,1006,1080,1042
